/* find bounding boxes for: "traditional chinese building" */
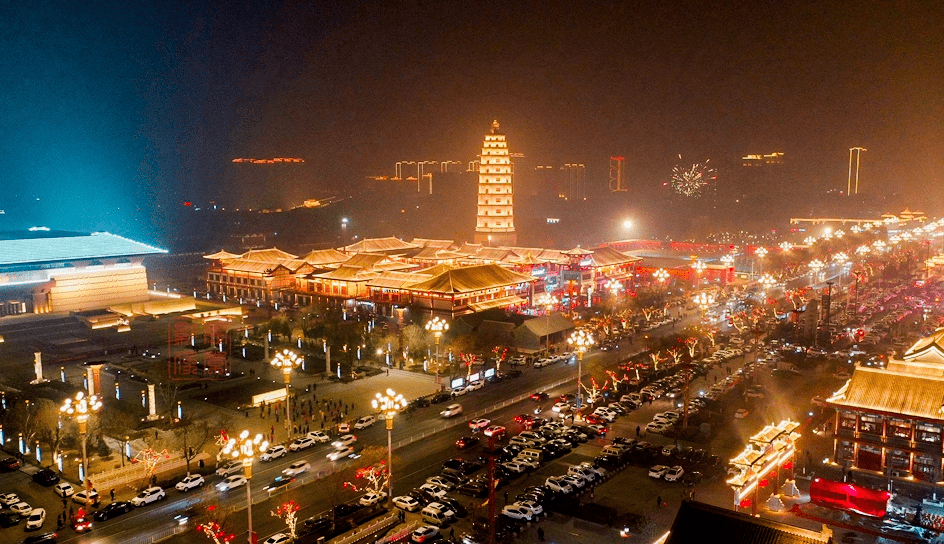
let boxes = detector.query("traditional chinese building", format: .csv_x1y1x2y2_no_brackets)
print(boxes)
204,247,300,302
827,328,944,483
474,120,516,246
403,263,534,318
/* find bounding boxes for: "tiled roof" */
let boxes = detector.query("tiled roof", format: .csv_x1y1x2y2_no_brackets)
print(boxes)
239,248,297,262
341,237,417,254
827,365,944,420
904,327,944,364
666,501,830,544
0,232,166,266
203,250,241,260
217,259,284,274
311,265,377,282
406,264,534,294
587,246,642,266
516,313,576,337
409,238,455,249
301,248,349,266
365,271,434,289
469,295,527,312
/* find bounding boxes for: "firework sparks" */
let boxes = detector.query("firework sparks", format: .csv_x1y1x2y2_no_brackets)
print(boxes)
670,156,717,197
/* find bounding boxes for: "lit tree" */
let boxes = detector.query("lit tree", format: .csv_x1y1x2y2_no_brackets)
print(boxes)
491,346,508,374
196,522,234,544
579,377,608,405
461,353,478,381
271,501,302,540
133,446,169,485
342,461,390,496
685,337,699,358
648,351,664,371
666,347,684,368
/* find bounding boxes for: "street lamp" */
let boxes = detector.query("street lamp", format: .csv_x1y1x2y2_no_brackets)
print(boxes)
371,389,406,506
754,247,768,278
832,252,849,286
759,274,776,294
535,293,559,357
568,330,594,409
60,392,102,505
693,292,715,322
221,430,267,544
425,317,449,379
653,268,669,285
809,259,825,286
270,349,302,439
692,259,706,287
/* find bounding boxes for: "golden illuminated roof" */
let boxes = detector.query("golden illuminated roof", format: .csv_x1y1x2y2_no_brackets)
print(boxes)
827,365,944,420
301,248,349,266
240,247,298,262
341,237,418,254
203,250,241,260
405,264,534,294
903,327,944,364
218,259,286,274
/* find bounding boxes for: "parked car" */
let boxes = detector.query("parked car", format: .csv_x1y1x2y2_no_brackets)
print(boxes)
24,509,45,531
260,445,287,461
131,487,166,506
175,475,205,492
72,490,100,507
305,431,331,443
31,469,59,487
501,505,532,521
664,466,684,482
392,496,422,512
354,415,377,429
0,458,21,472
289,437,316,451
21,533,57,544
648,465,668,479
359,491,387,506
10,503,32,517
262,533,291,544
411,525,440,543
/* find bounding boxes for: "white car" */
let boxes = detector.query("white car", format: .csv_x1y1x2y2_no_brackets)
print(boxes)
176,474,205,492
502,461,528,474
217,461,244,476
332,434,357,448
419,483,447,499
217,475,248,492
501,505,532,521
508,436,538,448
72,490,100,506
544,476,573,494
468,418,490,430
306,431,331,443
131,486,166,506
25,508,45,530
0,493,20,506
561,475,585,489
513,456,540,470
648,465,668,479
646,422,669,434
9,502,32,516
450,386,468,397
425,476,456,490
359,491,388,506
467,380,484,391
262,533,291,544
664,465,684,482
354,415,377,429
735,408,750,419
327,446,355,461
592,408,616,422
338,422,351,433
567,465,596,483
289,437,316,451
282,461,311,477
393,495,421,512
260,445,287,461
440,404,463,418
552,402,572,413
53,483,75,498
411,526,440,543
516,500,544,517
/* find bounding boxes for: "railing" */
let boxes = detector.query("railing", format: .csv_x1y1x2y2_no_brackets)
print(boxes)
331,513,400,544
91,453,211,491
372,521,417,544
126,523,186,544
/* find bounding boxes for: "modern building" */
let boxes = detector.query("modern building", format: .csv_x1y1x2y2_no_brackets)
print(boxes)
560,163,585,201
741,152,785,167
609,156,627,192
0,230,166,315
474,120,516,246
827,328,944,483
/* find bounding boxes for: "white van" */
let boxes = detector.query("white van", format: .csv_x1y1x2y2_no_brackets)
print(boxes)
440,404,463,418
421,502,456,526
517,448,544,464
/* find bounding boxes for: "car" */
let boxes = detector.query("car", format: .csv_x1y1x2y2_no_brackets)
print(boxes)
662,445,679,458
262,476,295,492
450,386,468,397
411,526,441,543
515,500,544,517
501,505,532,521
456,481,488,498
217,461,244,476
456,436,480,449
440,404,463,418
327,446,356,461
94,501,133,522
131,486,166,506
560,475,585,489
31,469,59,487
332,434,358,448
359,491,388,506
513,414,536,426
262,533,291,544
0,457,21,472
734,408,749,419
502,461,528,474
0,511,20,527
567,465,596,483
337,422,351,433
393,496,422,512
649,465,668,478
217,475,248,492
468,418,490,430
70,510,94,532
21,533,57,544
71,490,100,507
24,509,45,531
306,430,331,443
0,493,21,506
438,497,468,518
411,398,432,409
10,502,33,517
483,425,506,439
425,475,457,490
467,380,484,391
530,392,549,402
419,483,448,499
354,415,377,429
260,445,288,461
289,437,316,451
664,465,684,482
429,392,451,404
281,460,310,477
544,476,573,494
508,436,537,448
175,474,205,492
682,471,704,486
513,456,540,470
552,402,572,413
646,422,669,434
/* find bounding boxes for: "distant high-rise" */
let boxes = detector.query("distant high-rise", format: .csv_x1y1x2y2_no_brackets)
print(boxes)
560,164,585,200
741,152,785,167
847,147,866,196
609,156,627,192
474,120,516,246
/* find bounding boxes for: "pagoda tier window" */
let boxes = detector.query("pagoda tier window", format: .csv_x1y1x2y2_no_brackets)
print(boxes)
885,449,910,469
889,419,913,440
839,414,857,430
858,414,880,434
838,441,855,460
918,424,942,444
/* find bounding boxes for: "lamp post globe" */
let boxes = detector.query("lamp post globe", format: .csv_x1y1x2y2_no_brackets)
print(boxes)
372,389,406,506
270,349,302,439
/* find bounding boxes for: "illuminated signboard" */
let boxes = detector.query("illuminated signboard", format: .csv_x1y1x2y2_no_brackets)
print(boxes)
451,378,464,389
484,368,495,378
469,372,481,382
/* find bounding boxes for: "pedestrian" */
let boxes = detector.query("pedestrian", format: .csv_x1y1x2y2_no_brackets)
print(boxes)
386,368,389,376
450,527,455,541
110,489,115,502
537,527,545,541
504,491,509,504
245,410,248,418
636,425,640,437
657,495,661,508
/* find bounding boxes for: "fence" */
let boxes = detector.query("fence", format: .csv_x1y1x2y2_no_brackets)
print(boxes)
125,523,187,544
371,521,417,544
91,452,211,491
331,513,401,544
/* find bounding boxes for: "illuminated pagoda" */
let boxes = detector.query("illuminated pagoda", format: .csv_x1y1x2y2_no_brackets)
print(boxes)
826,327,944,483
474,120,516,247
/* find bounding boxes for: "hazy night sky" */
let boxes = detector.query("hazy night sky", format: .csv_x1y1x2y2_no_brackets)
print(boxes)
1,0,942,244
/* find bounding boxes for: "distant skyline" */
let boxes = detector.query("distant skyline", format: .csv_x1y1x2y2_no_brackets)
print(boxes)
2,0,942,243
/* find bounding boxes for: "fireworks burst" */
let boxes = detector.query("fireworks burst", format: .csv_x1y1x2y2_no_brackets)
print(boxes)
670,156,717,197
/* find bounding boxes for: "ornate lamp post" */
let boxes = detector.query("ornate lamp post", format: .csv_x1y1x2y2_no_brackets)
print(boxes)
221,430,268,544
60,391,102,501
692,259,707,288
754,247,768,278
425,317,449,379
808,259,825,286
535,293,559,357
372,389,406,506
759,274,776,294
693,292,715,321
568,330,594,409
832,252,849,286
270,349,302,439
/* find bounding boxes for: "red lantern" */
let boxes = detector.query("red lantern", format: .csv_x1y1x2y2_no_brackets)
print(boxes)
739,499,752,509
782,461,793,470
759,478,769,488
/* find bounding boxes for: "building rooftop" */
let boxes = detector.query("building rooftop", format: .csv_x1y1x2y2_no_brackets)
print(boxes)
406,264,534,294
0,231,166,267
665,501,831,544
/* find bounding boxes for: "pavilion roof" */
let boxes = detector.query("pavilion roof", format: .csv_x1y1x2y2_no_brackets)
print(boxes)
587,245,642,266
405,264,534,294
301,248,349,266
904,327,944,364
218,259,285,274
827,365,944,420
310,265,377,282
341,237,417,254
409,238,455,249
240,247,298,262
203,250,241,260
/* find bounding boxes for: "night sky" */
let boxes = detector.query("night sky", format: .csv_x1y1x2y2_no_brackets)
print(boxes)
2,0,942,243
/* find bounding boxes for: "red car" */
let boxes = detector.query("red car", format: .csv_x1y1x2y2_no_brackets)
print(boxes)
483,425,506,438
513,414,536,429
456,436,481,449
530,392,549,402
584,414,605,425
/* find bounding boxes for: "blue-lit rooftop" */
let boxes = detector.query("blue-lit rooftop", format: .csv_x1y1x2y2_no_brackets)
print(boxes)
0,231,167,267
